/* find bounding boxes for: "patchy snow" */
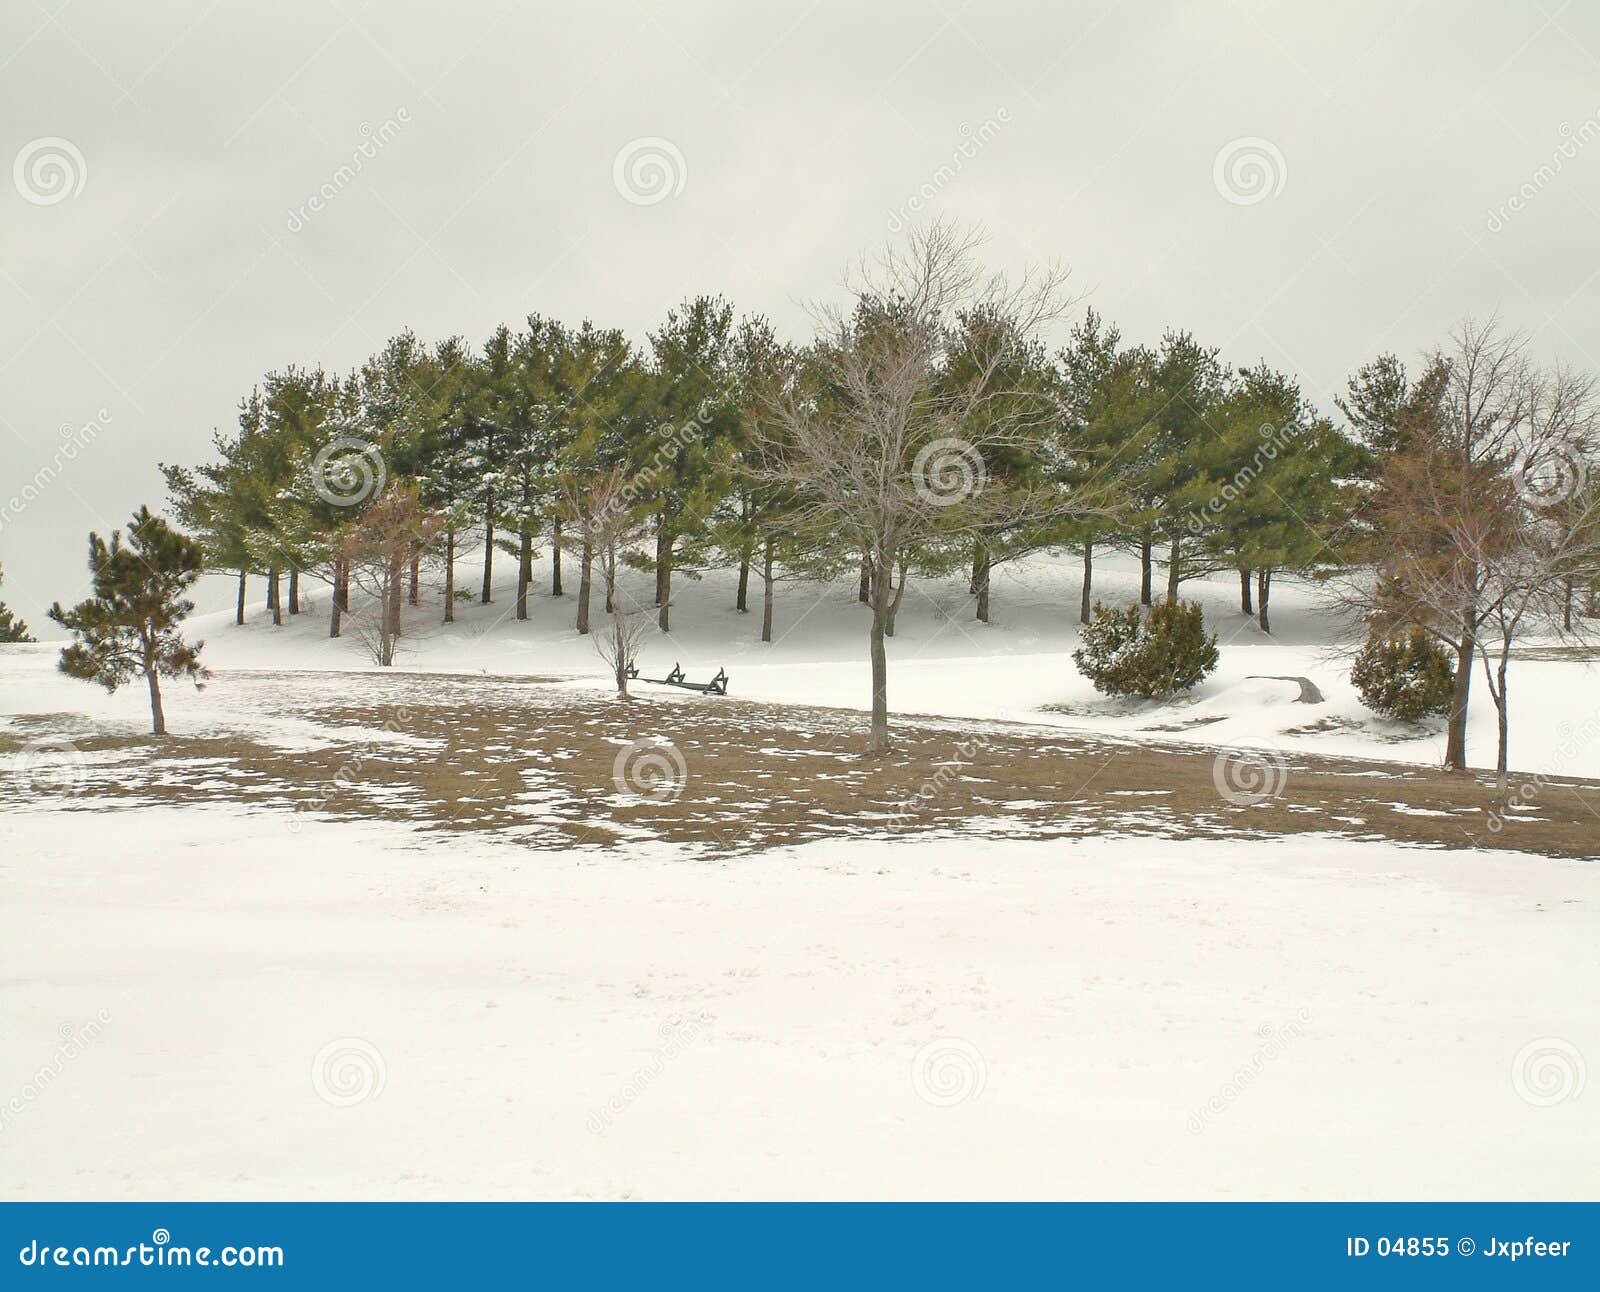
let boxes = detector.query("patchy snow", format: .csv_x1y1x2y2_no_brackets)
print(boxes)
53,549,1590,782
1,804,1595,1201
5,551,1598,1201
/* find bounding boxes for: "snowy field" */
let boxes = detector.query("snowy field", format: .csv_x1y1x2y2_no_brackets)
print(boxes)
156,551,1600,780
3,806,1597,1200
3,553,1598,1199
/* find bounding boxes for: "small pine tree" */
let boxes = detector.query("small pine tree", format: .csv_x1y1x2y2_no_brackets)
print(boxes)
48,507,208,735
0,565,33,642
1073,600,1219,698
1350,626,1455,721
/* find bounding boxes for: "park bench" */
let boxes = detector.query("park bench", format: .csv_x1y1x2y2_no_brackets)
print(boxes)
626,662,730,696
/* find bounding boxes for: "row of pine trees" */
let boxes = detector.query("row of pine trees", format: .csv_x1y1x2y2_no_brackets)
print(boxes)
162,297,1366,642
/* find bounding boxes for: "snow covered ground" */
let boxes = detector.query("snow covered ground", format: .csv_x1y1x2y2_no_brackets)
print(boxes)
3,553,1598,1200
2,805,1596,1201
148,550,1600,781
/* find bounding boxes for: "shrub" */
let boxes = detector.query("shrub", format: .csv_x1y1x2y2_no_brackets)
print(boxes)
1073,600,1219,699
1350,626,1455,720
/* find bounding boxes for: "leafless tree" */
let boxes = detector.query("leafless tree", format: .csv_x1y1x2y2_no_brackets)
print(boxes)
561,467,651,697
756,219,1117,752
1357,320,1600,777
341,485,442,667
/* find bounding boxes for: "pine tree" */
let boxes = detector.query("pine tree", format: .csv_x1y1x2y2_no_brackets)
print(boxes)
49,508,208,735
1186,363,1359,632
641,295,741,631
1055,310,1150,622
0,564,34,642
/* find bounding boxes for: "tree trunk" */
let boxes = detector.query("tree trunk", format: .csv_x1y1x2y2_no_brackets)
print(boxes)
145,664,166,736
736,544,751,613
516,528,533,621
1165,533,1180,605
657,537,671,633
288,568,300,615
1239,568,1253,614
1139,532,1153,606
1079,543,1093,625
654,527,669,606
974,541,990,622
381,556,403,664
1444,614,1476,772
886,553,908,637
443,528,455,623
605,548,616,615
1563,576,1573,632
337,559,349,611
868,554,892,753
551,520,564,596
235,570,247,626
481,511,494,603
1494,652,1511,785
268,568,281,627
858,557,870,605
761,534,775,643
329,558,343,639
576,542,593,635
408,552,420,607
1256,569,1271,634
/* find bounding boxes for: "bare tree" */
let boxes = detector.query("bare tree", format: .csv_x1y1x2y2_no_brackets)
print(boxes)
561,466,651,697
341,485,441,667
1359,321,1600,777
757,220,1112,752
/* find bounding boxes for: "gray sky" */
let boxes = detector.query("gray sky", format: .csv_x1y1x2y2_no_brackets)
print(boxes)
6,0,1600,634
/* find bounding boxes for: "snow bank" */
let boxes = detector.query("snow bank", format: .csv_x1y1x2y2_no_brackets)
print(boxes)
2,804,1595,1200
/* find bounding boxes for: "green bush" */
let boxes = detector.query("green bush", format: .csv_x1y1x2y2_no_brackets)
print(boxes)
1350,626,1455,720
1073,600,1219,699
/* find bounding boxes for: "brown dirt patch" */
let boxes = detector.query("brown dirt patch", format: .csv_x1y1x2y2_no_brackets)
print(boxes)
2,668,1597,859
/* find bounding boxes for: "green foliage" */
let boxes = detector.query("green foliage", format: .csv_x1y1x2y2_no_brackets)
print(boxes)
0,563,33,642
48,507,207,732
0,603,30,642
1073,600,1219,698
1350,626,1455,721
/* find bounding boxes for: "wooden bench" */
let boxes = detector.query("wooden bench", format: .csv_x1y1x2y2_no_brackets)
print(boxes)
626,662,730,696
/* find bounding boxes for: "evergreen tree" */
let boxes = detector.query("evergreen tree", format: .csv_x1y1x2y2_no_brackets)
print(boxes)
1055,310,1151,622
641,295,741,631
1139,330,1229,604
0,564,34,642
49,508,208,735
1189,364,1359,631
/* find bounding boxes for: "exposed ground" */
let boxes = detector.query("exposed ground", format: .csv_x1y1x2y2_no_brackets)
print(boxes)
5,667,1597,860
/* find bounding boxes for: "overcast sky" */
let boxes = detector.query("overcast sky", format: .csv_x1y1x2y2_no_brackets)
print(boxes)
6,0,1600,633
